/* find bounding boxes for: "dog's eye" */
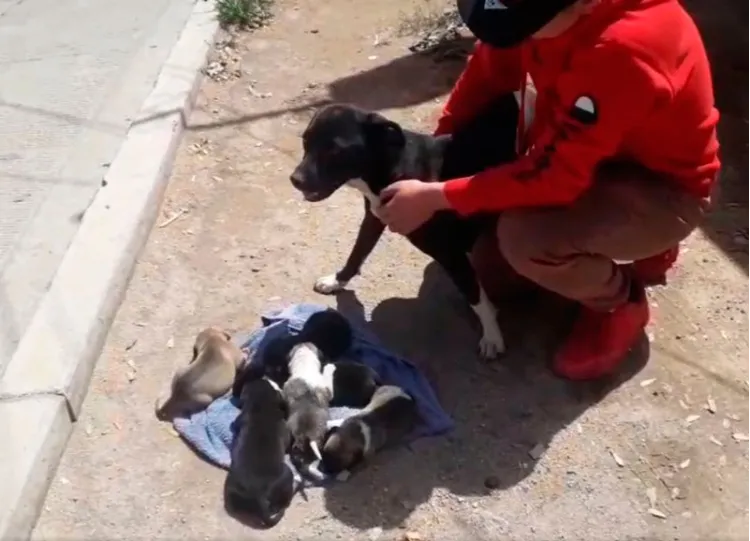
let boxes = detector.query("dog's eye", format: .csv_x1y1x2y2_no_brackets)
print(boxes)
320,146,340,160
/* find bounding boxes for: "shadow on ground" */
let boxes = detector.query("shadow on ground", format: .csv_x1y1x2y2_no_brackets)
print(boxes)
685,0,749,272
326,39,472,111
187,38,472,132
318,262,648,530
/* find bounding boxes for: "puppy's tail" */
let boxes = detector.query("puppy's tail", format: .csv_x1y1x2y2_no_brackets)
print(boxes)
309,440,323,462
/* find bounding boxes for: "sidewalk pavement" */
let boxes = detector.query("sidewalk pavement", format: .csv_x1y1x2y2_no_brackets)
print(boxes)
0,0,218,537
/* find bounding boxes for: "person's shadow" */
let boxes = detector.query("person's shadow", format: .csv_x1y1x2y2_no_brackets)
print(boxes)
323,261,649,529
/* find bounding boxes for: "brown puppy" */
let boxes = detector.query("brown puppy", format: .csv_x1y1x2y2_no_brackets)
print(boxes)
321,385,419,475
155,327,245,421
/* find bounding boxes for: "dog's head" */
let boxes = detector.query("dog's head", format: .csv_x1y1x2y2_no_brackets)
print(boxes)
290,104,406,202
320,419,368,474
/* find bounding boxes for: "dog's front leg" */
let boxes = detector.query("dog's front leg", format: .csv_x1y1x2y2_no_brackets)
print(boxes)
314,197,386,294
434,252,506,360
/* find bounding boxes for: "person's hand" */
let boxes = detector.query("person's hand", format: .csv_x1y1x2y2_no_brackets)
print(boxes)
379,180,450,235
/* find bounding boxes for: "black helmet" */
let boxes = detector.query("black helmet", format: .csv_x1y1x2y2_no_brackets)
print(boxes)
457,0,580,48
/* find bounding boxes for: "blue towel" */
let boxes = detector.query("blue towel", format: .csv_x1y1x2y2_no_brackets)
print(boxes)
173,303,453,485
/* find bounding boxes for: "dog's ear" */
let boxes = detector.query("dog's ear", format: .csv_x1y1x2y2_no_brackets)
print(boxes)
364,112,405,151
231,362,264,403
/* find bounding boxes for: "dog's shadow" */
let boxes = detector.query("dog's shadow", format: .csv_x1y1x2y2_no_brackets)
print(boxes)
322,261,649,530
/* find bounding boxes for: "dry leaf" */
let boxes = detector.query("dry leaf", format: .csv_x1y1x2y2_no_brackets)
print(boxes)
732,433,749,442
646,487,657,507
670,487,680,499
685,415,700,425
610,449,626,467
167,337,175,348
679,459,691,469
706,398,717,413
640,378,656,387
709,436,723,447
648,508,667,519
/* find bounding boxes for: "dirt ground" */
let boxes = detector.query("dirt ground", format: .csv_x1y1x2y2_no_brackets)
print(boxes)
33,0,748,540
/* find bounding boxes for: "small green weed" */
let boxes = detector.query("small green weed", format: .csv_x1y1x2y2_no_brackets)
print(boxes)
215,0,274,29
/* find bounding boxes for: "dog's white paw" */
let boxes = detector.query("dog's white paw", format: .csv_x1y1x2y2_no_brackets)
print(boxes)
478,331,506,360
471,287,506,360
313,274,347,295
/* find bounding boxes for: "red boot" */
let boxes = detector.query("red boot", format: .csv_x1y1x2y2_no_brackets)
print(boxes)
553,289,650,381
632,246,679,286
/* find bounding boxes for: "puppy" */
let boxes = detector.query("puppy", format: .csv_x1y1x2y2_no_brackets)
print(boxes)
155,327,245,421
225,368,294,528
261,309,354,387
323,361,380,408
290,103,506,360
321,385,419,475
298,308,354,359
282,342,333,461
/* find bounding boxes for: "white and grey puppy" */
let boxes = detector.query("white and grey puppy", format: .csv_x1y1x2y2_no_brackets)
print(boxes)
225,372,294,528
282,342,333,461
321,385,419,475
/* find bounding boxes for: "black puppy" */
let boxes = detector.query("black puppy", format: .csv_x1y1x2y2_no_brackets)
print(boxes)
323,360,380,408
290,104,506,359
226,366,294,528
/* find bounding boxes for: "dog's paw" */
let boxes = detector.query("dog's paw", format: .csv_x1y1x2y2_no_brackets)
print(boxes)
313,274,347,295
478,332,506,360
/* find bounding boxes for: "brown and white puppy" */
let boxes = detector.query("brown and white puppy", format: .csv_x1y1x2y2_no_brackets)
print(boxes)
155,327,245,421
321,385,419,475
225,368,294,528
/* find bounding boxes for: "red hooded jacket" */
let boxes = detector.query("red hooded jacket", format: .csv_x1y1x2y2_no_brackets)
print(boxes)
436,0,721,215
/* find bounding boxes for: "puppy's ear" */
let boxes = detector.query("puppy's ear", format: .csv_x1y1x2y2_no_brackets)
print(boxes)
231,363,264,402
364,112,405,151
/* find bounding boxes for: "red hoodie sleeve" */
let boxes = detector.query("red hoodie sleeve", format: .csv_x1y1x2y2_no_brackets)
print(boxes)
434,41,523,136
442,44,671,214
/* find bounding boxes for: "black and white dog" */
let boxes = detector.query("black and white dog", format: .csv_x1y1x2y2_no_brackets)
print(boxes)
290,103,514,359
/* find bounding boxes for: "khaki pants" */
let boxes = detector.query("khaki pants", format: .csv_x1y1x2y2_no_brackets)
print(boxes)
496,162,707,310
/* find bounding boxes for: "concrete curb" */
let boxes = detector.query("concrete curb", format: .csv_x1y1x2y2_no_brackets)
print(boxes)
0,1,219,538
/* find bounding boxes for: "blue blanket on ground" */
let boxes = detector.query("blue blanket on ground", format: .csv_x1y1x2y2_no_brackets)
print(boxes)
173,303,453,485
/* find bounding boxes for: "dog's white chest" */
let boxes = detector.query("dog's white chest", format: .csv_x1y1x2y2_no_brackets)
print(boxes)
346,179,383,219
